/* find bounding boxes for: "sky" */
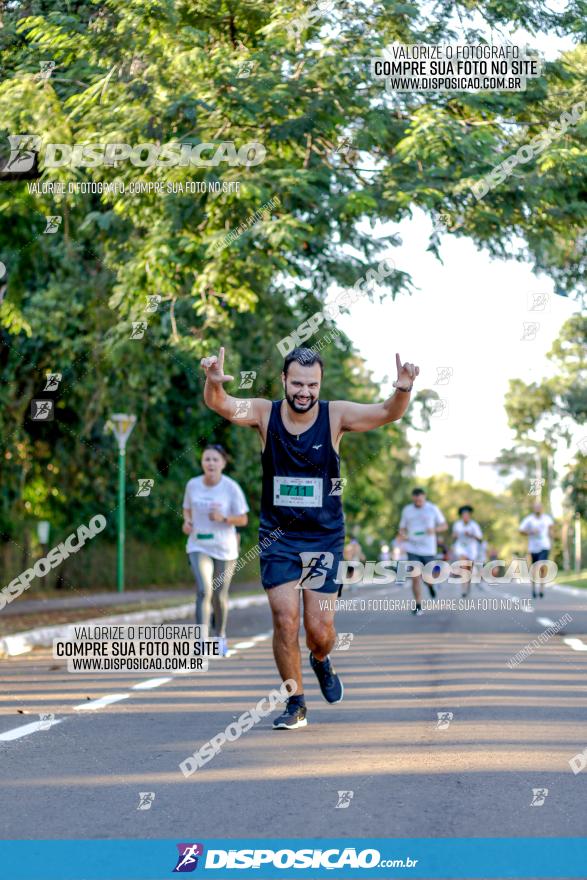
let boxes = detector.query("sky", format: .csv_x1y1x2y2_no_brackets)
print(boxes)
330,210,580,512
323,10,581,513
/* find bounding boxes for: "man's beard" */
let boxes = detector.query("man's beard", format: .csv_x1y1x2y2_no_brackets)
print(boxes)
285,391,318,414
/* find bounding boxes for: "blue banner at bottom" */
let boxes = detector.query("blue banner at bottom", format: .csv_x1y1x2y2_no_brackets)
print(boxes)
1,838,586,879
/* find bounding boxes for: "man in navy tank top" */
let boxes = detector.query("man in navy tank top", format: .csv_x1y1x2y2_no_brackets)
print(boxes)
201,345,419,729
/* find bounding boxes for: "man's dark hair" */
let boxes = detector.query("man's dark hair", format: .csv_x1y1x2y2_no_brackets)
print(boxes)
283,347,324,376
458,505,474,515
412,487,426,497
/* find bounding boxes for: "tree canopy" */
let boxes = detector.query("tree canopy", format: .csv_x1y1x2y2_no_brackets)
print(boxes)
0,0,584,584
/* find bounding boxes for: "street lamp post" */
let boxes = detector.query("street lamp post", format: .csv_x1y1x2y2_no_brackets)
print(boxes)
575,512,582,573
445,453,467,483
107,413,136,592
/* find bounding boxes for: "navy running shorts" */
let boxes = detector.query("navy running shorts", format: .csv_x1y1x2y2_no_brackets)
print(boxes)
530,549,549,564
407,552,436,567
259,533,344,594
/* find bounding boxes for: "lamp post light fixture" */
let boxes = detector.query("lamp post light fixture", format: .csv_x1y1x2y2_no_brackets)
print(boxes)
106,413,136,592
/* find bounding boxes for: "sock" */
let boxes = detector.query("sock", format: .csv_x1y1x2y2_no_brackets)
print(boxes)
312,653,329,666
288,693,306,709
415,603,422,610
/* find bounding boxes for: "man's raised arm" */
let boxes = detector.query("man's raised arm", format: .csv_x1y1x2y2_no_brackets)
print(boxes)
200,346,269,427
333,353,419,434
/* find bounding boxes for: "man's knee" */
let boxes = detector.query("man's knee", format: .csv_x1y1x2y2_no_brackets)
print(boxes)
305,620,334,652
272,608,299,643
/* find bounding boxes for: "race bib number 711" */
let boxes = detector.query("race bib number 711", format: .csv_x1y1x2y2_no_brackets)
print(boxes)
273,476,323,507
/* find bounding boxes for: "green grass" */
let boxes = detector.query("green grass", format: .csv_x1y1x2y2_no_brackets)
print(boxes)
556,569,587,589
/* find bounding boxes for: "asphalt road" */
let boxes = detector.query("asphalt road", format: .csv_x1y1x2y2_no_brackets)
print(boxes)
1,578,586,844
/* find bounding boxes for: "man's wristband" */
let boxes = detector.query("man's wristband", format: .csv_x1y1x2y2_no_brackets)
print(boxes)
394,384,413,393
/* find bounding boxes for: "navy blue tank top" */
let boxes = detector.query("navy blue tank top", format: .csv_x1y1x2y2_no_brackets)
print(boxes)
260,400,345,540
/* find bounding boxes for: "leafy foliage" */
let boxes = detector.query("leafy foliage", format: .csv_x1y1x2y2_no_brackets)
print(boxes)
0,0,585,584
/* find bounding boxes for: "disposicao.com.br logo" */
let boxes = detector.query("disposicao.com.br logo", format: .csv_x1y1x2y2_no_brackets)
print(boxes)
2,135,266,172
174,845,418,870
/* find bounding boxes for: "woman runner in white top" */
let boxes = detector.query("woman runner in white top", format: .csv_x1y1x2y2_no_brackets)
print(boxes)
182,444,249,655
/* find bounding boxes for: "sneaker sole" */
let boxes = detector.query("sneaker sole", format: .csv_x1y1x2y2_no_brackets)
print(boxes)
272,718,308,730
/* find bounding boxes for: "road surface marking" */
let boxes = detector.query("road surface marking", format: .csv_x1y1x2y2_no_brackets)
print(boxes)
0,719,63,741
73,694,130,711
552,585,584,598
0,635,33,657
131,678,172,690
1,627,272,743
537,617,555,627
563,638,587,652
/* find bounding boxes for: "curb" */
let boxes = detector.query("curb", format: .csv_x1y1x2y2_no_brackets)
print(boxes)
0,594,267,658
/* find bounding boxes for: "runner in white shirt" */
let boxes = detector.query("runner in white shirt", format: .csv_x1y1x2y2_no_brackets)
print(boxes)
399,488,447,615
182,444,249,654
452,505,483,597
519,502,555,599
343,536,365,591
